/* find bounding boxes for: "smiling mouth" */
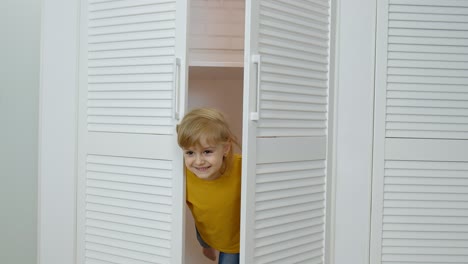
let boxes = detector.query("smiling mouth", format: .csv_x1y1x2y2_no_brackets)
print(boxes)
195,166,210,172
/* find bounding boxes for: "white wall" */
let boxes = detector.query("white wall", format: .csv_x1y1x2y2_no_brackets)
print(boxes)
0,0,41,263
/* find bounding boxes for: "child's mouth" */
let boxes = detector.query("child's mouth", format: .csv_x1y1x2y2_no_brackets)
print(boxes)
196,166,210,172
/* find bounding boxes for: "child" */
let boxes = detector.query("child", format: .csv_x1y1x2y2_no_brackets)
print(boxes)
176,108,241,264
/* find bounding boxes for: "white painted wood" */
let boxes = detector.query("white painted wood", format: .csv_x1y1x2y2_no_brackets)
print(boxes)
240,0,259,261
38,0,79,264
324,1,338,263
385,1,468,141
369,0,389,263
371,0,468,263
256,137,326,164
385,138,468,162
36,1,388,264
332,0,377,264
87,133,174,160
241,0,331,263
76,1,187,263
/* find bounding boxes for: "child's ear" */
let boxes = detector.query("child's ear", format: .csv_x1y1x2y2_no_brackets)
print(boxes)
223,141,231,155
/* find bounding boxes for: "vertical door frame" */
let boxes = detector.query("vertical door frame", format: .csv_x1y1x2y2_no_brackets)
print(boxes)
75,0,85,262
369,0,388,263
325,0,338,263
328,0,378,264
239,0,259,262
38,0,80,263
174,0,190,263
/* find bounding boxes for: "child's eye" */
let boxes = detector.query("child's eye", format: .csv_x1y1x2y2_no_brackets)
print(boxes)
203,150,213,154
185,151,194,156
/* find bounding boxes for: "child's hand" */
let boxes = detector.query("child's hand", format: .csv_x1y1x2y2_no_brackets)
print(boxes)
202,247,217,261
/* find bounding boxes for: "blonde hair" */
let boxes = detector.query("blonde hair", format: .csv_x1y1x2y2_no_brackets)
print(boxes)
176,108,239,171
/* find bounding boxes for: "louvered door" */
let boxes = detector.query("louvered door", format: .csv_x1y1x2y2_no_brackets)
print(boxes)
371,1,468,263
241,1,331,263
77,1,187,263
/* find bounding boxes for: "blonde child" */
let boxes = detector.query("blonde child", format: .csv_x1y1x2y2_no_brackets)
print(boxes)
176,108,241,264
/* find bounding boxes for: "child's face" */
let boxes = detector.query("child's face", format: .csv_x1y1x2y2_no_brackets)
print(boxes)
183,138,230,181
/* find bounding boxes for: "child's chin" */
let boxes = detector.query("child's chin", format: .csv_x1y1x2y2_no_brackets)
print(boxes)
196,175,211,180
194,172,208,178
195,173,217,180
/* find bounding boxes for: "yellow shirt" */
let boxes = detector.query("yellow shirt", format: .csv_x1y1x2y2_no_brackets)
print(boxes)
186,154,242,253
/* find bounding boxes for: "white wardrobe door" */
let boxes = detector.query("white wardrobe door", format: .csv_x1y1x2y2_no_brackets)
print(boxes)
372,1,468,263
241,0,331,263
77,1,187,263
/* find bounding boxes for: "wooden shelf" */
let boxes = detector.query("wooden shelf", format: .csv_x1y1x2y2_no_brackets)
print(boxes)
189,61,244,67
188,66,243,80
188,50,244,68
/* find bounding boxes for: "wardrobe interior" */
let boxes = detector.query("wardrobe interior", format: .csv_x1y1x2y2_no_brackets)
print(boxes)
185,0,245,263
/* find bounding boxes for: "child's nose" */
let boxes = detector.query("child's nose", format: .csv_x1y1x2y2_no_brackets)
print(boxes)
195,155,204,164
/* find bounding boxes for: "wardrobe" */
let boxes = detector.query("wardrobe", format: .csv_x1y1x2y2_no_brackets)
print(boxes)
76,0,332,264
369,1,468,263
38,0,468,263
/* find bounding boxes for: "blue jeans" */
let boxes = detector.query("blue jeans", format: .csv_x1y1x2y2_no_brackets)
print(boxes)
218,252,240,264
196,228,240,264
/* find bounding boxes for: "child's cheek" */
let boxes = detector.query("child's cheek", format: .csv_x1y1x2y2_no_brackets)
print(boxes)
184,158,192,168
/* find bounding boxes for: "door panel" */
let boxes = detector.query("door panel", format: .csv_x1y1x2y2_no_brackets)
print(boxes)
371,0,468,263
77,1,187,263
241,0,331,263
